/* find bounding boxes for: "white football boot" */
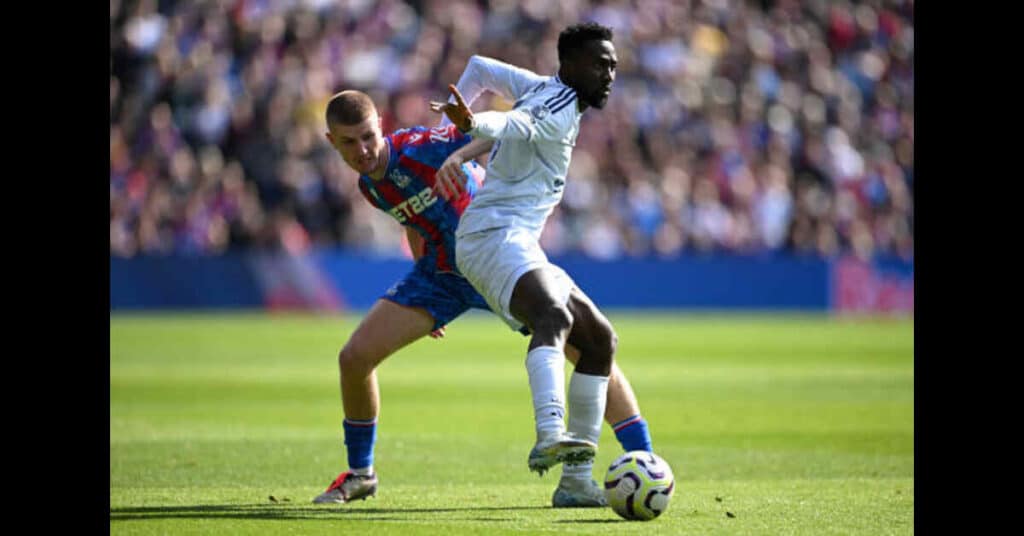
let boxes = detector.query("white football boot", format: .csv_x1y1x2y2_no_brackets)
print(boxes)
552,476,608,508
527,433,597,476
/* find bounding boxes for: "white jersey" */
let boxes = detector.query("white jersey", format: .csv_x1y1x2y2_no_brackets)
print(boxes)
445,55,583,240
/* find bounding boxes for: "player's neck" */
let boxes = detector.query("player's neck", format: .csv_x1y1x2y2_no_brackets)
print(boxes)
367,143,390,181
557,69,589,113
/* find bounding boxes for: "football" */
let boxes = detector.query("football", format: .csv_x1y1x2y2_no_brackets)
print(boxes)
603,450,675,521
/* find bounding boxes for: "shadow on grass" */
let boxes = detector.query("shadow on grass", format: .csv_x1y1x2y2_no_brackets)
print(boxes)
110,503,551,522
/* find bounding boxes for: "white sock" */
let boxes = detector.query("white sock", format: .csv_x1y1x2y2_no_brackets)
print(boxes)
561,461,595,483
525,346,567,441
564,370,609,482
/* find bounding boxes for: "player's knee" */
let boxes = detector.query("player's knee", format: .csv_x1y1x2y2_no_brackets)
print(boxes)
584,321,617,371
338,341,378,375
602,324,619,359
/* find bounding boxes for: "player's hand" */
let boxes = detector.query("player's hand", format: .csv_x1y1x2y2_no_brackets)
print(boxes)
429,325,447,339
434,153,468,200
429,84,474,133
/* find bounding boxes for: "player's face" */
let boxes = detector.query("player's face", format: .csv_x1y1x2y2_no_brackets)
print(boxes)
570,40,617,110
326,113,386,175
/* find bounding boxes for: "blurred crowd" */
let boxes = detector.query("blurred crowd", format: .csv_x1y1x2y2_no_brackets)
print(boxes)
110,0,913,262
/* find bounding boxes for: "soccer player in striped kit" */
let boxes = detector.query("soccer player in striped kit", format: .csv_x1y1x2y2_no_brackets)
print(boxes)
315,88,652,507
430,22,651,506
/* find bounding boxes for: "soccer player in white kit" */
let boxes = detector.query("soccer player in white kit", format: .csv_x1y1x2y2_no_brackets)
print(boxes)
431,23,634,507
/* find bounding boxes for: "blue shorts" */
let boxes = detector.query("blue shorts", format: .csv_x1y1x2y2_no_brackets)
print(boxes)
381,257,495,332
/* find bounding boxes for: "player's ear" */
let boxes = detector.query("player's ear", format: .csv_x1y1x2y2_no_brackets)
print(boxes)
325,132,334,144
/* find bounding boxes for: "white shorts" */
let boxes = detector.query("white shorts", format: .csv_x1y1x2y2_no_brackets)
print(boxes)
455,226,575,332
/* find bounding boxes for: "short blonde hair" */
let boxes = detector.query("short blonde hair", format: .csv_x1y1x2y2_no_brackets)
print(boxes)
325,90,378,126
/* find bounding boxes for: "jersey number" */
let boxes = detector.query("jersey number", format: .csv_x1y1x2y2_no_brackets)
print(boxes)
429,127,451,143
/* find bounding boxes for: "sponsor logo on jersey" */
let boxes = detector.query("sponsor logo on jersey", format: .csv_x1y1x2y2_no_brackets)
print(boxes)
388,186,439,223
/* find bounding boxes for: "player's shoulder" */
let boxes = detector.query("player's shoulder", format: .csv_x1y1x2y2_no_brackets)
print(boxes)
526,76,575,103
390,125,460,150
389,125,454,148
520,76,578,124
389,125,429,145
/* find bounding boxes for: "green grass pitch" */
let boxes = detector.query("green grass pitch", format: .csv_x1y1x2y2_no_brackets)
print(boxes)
110,311,913,535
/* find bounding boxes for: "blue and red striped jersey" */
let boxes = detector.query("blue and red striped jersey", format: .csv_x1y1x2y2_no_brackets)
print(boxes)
356,124,483,274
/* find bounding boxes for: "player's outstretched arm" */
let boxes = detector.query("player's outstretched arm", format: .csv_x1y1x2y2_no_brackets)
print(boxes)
437,55,546,128
430,84,475,133
434,136,493,200
433,84,573,145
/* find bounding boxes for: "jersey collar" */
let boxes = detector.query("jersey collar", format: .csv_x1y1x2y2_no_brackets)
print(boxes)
552,75,584,114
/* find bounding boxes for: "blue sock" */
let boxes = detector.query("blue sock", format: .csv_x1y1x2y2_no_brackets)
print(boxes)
613,415,653,452
343,418,377,471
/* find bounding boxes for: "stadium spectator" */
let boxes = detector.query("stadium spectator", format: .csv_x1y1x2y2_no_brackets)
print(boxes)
110,0,913,263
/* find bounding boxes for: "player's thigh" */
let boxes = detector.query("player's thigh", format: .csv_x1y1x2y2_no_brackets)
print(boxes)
343,299,436,368
509,266,572,328
565,286,617,358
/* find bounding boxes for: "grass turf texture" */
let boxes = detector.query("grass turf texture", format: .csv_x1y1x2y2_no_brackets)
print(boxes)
110,311,913,535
